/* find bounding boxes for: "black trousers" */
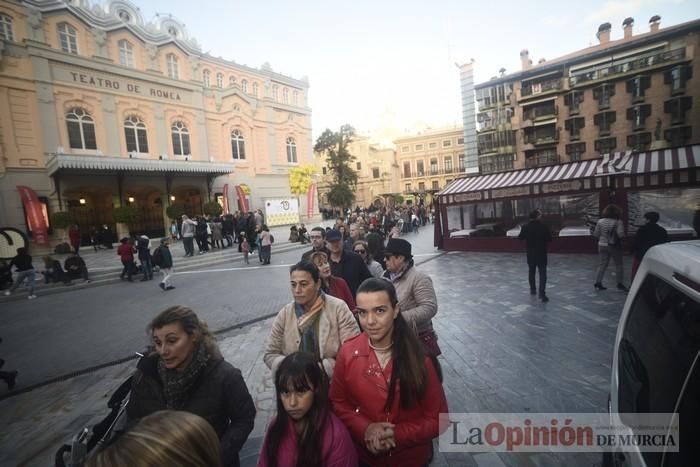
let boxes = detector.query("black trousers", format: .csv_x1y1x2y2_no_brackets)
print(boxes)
528,262,547,295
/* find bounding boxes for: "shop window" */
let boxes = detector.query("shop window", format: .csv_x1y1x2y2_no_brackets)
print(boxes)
432,181,439,190
202,69,211,87
372,167,380,179
594,111,616,136
626,104,652,130
403,162,411,178
565,117,585,140
171,121,191,156
286,137,297,163
593,83,615,110
66,108,97,150
166,54,179,79
416,161,425,176
664,65,692,95
216,73,223,88
564,91,584,115
0,14,14,41
627,132,651,152
664,126,692,147
58,22,78,54
594,136,617,155
124,116,149,153
664,97,692,125
118,40,134,68
565,142,586,162
627,188,700,234
626,75,651,103
444,157,453,173
430,158,438,175
231,129,245,160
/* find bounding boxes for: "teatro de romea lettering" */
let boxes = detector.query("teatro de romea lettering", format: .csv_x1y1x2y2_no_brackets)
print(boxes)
0,0,316,251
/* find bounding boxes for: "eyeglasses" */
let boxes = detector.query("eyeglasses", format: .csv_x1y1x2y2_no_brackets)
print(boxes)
354,249,366,254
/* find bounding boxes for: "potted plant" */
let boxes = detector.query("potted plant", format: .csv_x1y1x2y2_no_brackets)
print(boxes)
202,200,223,217
112,205,142,238
50,211,74,251
166,204,186,220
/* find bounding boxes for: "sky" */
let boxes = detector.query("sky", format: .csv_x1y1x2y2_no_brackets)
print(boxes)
136,0,699,142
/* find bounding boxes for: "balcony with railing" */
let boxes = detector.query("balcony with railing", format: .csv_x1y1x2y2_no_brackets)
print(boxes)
525,150,559,168
523,125,559,146
570,47,686,86
523,103,557,121
520,78,562,99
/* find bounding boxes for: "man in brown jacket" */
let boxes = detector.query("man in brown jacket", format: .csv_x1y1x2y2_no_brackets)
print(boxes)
383,238,440,355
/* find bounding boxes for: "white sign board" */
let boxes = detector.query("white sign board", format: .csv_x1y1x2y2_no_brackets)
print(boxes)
265,198,300,226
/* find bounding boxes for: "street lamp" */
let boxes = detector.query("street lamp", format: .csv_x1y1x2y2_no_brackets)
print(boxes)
79,197,86,205
170,195,176,201
128,196,135,203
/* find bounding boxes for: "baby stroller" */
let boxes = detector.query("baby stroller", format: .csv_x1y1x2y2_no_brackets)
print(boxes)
55,350,147,467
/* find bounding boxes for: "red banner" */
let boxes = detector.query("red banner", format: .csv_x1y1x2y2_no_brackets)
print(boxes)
16,185,49,246
307,183,316,218
235,185,249,214
222,184,230,214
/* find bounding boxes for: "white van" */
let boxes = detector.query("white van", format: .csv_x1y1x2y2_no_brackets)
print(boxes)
606,240,700,466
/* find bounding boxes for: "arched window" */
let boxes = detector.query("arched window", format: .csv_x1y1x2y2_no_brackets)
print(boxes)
241,79,248,93
283,88,289,104
0,14,14,41
272,85,278,101
203,69,211,87
252,82,258,97
58,23,78,54
229,76,236,87
66,108,97,150
293,90,299,106
231,129,245,160
216,73,223,88
124,115,149,153
118,40,134,67
171,121,191,156
286,137,297,163
166,54,179,79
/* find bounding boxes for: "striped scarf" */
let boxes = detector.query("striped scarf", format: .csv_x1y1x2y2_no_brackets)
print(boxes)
295,292,325,359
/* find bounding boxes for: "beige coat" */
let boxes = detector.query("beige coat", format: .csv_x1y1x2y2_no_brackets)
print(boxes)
263,294,360,377
386,264,438,335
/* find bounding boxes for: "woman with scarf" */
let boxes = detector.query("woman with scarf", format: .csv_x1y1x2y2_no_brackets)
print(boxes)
382,238,440,356
309,251,355,312
126,306,256,467
258,352,357,467
264,261,360,378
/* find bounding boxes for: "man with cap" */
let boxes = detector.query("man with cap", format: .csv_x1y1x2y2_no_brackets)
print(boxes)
326,229,371,297
382,238,440,356
518,209,552,302
301,226,331,262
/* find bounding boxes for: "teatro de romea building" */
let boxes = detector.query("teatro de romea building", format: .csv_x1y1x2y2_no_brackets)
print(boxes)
0,0,314,243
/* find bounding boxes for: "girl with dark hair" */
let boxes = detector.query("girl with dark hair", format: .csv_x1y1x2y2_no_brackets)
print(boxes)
330,278,447,467
258,352,357,467
126,306,256,467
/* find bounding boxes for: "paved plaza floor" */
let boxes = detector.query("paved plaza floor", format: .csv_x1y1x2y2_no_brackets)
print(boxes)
0,230,631,466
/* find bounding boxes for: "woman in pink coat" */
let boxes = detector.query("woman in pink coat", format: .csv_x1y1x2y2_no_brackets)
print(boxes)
258,352,357,467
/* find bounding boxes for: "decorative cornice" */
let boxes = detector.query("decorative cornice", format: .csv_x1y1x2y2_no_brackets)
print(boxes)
46,153,235,175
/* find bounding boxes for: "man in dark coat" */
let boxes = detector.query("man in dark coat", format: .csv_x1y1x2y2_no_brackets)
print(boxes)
518,209,552,302
326,229,372,297
631,211,668,280
301,226,331,261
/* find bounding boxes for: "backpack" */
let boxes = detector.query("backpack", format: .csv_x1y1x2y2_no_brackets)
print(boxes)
607,221,621,247
151,247,163,267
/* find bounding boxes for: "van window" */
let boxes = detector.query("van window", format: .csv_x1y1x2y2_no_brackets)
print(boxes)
618,274,700,466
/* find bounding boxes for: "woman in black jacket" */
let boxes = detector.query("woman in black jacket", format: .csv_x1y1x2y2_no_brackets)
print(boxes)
126,306,256,467
631,211,669,281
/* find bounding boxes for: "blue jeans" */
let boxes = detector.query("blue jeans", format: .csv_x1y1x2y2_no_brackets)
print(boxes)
8,270,36,295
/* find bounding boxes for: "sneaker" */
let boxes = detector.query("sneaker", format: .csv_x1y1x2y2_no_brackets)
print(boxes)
165,285,175,290
3,291,9,296
159,282,165,291
28,295,37,300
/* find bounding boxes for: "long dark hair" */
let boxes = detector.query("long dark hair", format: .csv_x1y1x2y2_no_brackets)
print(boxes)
356,278,435,410
265,352,330,467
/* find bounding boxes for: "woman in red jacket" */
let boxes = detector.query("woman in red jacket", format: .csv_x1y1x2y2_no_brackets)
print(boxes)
329,278,448,467
310,252,355,312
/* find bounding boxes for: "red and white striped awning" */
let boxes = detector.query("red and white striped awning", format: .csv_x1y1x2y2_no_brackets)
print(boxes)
439,145,700,198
